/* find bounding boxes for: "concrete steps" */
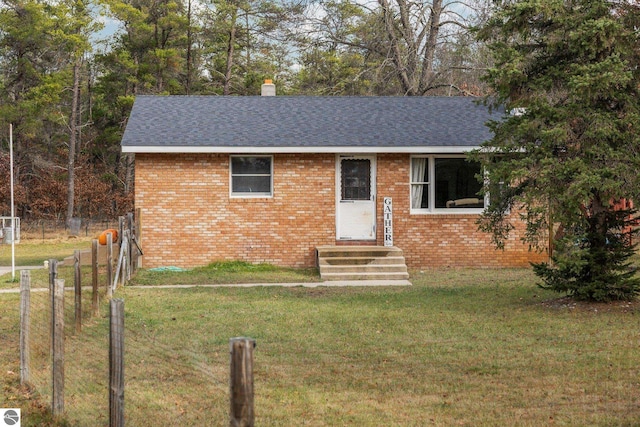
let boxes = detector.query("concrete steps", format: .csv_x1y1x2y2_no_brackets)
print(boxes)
316,246,409,281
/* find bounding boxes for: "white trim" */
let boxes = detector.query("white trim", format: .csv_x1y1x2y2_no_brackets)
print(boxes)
410,207,484,215
122,145,479,154
409,154,485,215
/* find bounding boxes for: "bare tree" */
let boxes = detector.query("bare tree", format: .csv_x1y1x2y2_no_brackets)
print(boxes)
300,0,487,96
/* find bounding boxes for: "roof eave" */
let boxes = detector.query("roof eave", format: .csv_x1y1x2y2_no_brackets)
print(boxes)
121,145,480,154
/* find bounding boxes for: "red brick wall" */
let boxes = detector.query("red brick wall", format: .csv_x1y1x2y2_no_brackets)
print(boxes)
135,153,336,268
134,153,547,269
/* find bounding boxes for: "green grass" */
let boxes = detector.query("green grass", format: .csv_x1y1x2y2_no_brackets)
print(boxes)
0,264,87,290
0,237,93,289
0,237,92,267
0,261,320,290
1,267,639,426
131,260,320,286
1,242,321,289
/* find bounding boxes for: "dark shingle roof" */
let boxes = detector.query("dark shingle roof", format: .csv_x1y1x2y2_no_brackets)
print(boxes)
121,95,498,153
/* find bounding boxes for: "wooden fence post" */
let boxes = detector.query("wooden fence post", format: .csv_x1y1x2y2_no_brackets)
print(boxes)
110,298,125,427
119,231,127,287
49,258,58,293
125,229,131,283
74,250,82,334
134,208,142,270
20,270,30,385
113,231,128,289
123,230,129,285
118,216,124,246
92,239,99,316
117,216,125,287
229,337,256,427
52,278,65,417
107,233,113,298
122,230,129,284
127,212,134,277
48,259,57,362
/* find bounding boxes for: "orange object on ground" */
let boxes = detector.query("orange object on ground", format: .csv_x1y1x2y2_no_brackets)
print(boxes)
98,229,118,245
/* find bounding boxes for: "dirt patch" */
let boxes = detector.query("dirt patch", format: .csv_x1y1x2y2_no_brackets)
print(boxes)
542,296,640,313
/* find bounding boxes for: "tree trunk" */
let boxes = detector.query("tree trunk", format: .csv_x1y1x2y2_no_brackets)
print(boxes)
419,0,442,94
245,11,250,75
378,0,445,96
379,0,414,95
186,0,193,94
124,153,135,194
155,22,164,93
223,7,238,96
66,59,81,226
587,192,609,250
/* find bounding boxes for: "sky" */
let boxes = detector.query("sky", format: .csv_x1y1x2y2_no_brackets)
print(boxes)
89,4,122,52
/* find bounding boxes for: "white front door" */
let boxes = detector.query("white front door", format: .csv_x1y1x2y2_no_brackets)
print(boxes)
336,154,376,240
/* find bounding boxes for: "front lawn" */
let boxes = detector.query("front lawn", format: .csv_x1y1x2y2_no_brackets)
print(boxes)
1,267,638,426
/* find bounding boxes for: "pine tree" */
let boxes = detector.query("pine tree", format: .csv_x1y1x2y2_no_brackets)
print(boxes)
475,0,640,301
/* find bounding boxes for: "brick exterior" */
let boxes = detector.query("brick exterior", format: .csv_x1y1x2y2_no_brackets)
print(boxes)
376,154,547,268
135,153,548,269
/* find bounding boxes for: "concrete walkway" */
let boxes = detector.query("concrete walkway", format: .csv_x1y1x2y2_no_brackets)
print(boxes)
0,274,411,294
0,265,44,275
126,280,412,289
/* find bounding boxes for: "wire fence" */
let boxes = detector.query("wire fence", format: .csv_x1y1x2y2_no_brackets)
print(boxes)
19,214,135,425
24,280,52,408
18,213,251,426
119,317,230,425
22,264,112,425
22,278,234,426
19,218,121,241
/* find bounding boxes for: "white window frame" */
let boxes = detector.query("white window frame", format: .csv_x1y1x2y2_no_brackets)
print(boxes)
410,154,486,214
229,155,274,198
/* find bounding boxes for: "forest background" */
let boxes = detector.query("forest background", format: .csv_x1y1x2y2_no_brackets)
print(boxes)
0,0,492,225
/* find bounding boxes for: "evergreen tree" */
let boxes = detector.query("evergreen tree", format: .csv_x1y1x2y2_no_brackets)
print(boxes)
475,0,640,301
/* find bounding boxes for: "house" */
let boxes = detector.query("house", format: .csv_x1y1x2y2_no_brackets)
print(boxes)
120,84,548,272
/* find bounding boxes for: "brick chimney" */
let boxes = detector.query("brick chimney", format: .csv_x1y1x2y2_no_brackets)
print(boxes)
261,79,276,96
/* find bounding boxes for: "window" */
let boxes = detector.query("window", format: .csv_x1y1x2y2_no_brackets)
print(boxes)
341,159,371,200
230,156,273,197
410,156,484,213
410,157,429,209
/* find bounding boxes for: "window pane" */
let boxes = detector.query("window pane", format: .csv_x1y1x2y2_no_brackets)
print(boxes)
411,158,428,183
232,157,271,174
232,176,271,193
410,157,429,209
411,184,429,209
435,158,483,209
341,159,370,200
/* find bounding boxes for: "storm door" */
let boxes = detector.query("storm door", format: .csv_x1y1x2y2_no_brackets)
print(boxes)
336,155,376,240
